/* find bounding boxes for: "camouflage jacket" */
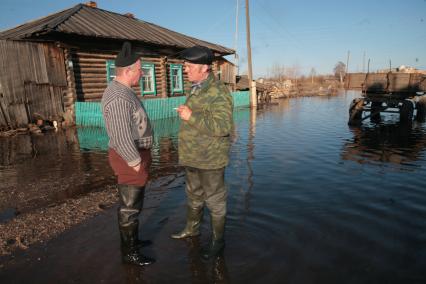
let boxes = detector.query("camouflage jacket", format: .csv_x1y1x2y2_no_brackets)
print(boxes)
178,73,233,169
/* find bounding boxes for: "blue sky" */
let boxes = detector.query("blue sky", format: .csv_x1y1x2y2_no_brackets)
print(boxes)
1,0,425,78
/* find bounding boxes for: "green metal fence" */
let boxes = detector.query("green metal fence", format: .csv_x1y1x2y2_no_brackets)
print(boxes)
77,117,182,151
77,108,251,151
75,91,249,127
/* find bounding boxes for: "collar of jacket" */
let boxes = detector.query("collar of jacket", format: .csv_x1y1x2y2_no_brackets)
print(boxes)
198,73,215,93
190,72,214,96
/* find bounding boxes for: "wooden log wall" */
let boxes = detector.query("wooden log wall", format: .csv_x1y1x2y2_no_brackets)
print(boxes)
70,50,171,102
0,40,67,130
68,49,235,105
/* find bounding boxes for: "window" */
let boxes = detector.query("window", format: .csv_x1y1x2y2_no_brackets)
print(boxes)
141,63,157,96
217,70,222,81
170,64,183,95
106,60,116,82
106,60,157,96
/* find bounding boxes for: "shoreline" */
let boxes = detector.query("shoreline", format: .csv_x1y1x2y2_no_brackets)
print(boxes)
0,186,118,258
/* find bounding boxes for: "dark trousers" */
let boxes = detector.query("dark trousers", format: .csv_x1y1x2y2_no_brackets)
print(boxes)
185,167,227,220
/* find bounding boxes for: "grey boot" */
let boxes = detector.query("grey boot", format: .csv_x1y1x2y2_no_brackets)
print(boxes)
171,205,203,239
201,215,225,260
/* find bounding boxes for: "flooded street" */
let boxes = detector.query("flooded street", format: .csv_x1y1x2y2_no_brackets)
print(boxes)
1,91,426,283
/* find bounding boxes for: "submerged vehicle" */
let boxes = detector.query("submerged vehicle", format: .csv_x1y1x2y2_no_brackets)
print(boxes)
346,72,426,125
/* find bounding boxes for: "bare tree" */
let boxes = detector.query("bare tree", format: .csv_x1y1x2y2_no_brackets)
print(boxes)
334,61,346,83
284,64,300,81
267,62,287,83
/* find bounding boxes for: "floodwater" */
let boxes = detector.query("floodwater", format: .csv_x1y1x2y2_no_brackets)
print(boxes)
1,91,426,283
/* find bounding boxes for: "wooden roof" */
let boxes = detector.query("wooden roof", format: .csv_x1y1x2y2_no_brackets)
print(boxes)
0,3,234,55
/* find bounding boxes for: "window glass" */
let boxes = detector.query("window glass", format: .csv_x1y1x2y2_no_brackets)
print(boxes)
141,63,156,95
170,64,183,94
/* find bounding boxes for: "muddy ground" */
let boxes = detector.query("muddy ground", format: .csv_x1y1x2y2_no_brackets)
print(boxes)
0,128,182,261
0,186,118,257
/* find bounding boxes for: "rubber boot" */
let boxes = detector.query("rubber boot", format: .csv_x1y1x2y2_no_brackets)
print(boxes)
118,184,152,247
170,205,203,239
201,216,225,260
119,223,155,266
117,184,155,266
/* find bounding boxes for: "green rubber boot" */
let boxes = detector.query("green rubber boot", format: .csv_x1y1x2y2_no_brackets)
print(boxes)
171,205,203,239
201,216,225,260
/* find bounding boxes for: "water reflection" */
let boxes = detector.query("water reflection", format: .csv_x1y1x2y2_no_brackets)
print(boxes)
342,122,426,166
184,237,230,284
243,108,256,215
0,117,183,220
2,93,426,283
0,128,112,219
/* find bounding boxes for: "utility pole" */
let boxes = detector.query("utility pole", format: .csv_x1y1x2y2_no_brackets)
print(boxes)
346,50,350,74
234,0,239,76
245,0,256,107
362,51,366,73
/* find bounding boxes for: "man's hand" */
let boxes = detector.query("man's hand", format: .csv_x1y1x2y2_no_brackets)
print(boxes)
176,105,192,121
132,163,141,172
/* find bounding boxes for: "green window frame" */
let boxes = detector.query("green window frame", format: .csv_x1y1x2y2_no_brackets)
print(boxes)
170,64,183,95
106,60,157,96
106,60,116,82
141,62,157,96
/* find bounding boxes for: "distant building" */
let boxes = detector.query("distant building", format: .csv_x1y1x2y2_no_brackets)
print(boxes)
377,65,426,74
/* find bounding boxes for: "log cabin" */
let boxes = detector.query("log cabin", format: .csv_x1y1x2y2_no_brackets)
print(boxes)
0,2,236,129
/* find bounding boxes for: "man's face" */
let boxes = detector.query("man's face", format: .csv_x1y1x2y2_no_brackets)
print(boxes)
129,60,143,86
184,62,206,82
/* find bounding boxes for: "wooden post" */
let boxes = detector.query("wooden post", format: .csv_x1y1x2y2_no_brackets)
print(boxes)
160,56,168,97
245,0,256,108
63,48,78,126
234,0,240,76
362,51,366,73
346,50,350,74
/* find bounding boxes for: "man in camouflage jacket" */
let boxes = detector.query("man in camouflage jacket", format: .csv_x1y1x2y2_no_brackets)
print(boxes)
171,46,233,260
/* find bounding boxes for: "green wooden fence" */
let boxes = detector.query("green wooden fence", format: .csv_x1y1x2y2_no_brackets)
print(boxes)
76,91,249,127
77,103,252,151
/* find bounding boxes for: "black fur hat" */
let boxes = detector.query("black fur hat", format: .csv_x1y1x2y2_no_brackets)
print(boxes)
115,41,139,67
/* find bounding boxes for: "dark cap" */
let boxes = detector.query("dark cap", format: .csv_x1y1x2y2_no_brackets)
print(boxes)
179,45,214,65
115,41,139,67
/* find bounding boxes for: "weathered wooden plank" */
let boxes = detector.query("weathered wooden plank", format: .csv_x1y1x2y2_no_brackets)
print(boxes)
76,62,108,68
0,40,67,128
76,87,106,93
74,52,115,59
345,72,426,93
73,67,107,74
43,43,67,86
80,77,108,84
